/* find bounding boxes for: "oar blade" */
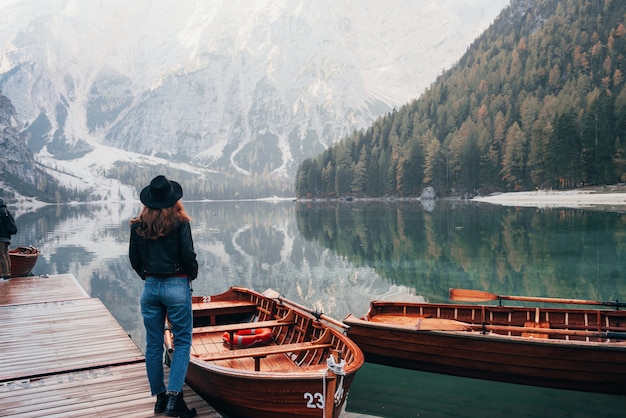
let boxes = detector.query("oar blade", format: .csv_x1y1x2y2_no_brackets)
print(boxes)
262,288,281,299
449,288,499,302
450,288,626,308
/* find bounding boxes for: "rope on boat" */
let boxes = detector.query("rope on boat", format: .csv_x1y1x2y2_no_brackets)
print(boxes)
322,354,346,418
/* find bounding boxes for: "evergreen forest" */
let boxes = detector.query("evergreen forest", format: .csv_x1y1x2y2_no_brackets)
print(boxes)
295,0,626,198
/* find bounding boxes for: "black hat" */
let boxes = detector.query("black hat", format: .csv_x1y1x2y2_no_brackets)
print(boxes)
140,175,183,209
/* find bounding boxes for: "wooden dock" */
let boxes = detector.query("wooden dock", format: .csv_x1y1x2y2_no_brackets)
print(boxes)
0,274,221,417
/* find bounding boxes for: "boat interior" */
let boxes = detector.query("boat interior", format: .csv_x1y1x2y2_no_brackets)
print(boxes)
166,291,356,373
365,301,626,342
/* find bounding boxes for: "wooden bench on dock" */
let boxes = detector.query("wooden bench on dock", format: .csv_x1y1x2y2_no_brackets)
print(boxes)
195,328,334,371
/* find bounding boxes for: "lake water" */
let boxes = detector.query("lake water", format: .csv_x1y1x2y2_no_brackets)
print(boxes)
10,199,626,417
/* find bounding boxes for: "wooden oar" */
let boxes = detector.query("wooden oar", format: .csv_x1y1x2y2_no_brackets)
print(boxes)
477,324,626,339
415,317,626,339
263,288,349,329
449,288,626,308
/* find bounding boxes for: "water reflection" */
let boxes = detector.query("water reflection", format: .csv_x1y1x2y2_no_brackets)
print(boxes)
10,201,391,350
12,200,626,340
296,200,626,303
9,200,626,416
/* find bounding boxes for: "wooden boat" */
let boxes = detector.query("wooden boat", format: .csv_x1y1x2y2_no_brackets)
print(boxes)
165,287,364,418
343,288,626,395
9,246,39,277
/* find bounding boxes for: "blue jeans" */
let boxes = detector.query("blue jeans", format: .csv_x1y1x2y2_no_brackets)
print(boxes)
141,276,193,395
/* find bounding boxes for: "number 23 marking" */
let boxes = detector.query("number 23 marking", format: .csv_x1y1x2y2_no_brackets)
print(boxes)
304,392,324,409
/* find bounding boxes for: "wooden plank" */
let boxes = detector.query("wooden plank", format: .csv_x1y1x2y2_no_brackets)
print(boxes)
195,327,334,361
192,319,292,335
192,300,258,314
192,309,296,334
0,273,224,417
192,300,258,325
197,341,333,362
0,274,89,306
0,298,144,382
0,363,221,418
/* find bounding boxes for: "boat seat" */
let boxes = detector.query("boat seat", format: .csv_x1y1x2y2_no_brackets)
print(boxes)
195,328,334,371
192,309,296,334
192,301,259,325
193,310,297,349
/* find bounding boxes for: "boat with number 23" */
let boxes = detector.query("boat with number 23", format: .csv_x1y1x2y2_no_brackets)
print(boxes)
343,288,626,395
165,286,364,418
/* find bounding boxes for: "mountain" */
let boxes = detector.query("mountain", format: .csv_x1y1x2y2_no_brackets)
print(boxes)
295,0,626,199
0,0,509,201
0,93,69,204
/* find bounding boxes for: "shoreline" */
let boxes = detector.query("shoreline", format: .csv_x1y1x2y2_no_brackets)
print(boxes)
472,188,626,209
10,188,626,214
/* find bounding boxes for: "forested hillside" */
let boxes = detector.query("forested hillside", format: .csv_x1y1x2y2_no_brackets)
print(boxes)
295,0,626,198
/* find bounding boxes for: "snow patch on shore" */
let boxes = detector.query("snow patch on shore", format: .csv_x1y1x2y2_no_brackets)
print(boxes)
473,190,626,208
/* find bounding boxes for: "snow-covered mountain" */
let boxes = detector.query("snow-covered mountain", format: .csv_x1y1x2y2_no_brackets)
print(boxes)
0,93,65,206
0,0,509,200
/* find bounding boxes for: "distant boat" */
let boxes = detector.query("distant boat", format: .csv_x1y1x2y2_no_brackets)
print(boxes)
9,246,39,277
165,286,364,417
344,288,626,395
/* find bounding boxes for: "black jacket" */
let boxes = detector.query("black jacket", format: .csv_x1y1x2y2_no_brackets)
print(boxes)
129,221,198,280
0,207,17,243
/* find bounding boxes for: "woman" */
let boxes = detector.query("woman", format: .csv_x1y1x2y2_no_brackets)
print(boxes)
129,175,198,418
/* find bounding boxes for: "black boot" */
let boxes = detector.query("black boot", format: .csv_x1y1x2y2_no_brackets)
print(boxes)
165,391,197,418
154,392,168,414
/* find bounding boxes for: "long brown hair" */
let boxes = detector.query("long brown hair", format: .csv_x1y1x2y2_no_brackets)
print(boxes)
130,200,192,239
